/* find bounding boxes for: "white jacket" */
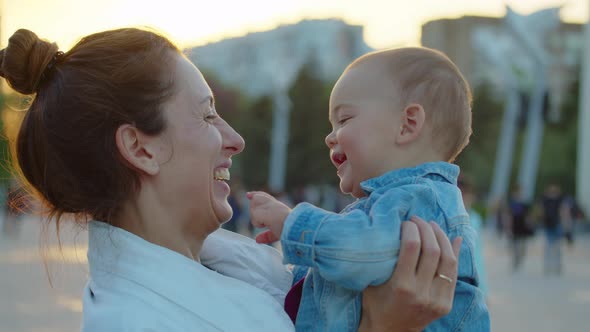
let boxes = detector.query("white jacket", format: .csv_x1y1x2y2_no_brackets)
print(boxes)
82,221,295,331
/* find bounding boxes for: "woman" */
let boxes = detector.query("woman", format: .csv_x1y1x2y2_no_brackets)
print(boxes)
0,28,461,331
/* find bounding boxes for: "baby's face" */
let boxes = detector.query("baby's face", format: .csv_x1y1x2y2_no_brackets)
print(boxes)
326,62,403,198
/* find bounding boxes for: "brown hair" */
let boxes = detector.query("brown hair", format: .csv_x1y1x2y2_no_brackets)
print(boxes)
0,28,179,226
348,47,472,162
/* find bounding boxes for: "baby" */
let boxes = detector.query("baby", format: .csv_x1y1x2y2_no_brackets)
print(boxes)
248,47,490,331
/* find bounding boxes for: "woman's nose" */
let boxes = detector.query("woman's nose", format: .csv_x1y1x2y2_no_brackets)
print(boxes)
223,120,245,155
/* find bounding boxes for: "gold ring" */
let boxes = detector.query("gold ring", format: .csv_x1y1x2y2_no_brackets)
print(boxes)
437,273,453,283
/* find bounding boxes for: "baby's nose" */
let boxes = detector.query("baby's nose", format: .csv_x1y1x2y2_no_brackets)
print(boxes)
325,131,336,148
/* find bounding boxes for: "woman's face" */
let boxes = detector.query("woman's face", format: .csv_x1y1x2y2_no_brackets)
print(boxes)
156,54,244,230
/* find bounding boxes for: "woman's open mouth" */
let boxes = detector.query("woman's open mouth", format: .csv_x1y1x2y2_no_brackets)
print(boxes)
213,168,230,181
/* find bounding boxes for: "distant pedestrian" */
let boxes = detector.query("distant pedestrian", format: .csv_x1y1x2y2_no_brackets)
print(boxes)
507,185,532,272
540,183,565,275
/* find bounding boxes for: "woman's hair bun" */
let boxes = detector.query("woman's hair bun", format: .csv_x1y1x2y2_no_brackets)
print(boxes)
0,29,59,94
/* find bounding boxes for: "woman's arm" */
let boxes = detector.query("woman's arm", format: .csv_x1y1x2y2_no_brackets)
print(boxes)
359,217,462,332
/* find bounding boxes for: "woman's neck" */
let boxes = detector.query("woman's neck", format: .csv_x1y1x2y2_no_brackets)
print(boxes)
112,188,212,261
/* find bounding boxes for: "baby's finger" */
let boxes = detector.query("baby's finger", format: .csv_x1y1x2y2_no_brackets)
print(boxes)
249,196,269,209
246,191,267,199
250,219,264,228
255,230,279,244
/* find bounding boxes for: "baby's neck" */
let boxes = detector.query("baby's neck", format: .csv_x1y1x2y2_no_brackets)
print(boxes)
394,149,446,170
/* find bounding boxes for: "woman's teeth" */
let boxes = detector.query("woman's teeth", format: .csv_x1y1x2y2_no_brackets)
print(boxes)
214,168,230,181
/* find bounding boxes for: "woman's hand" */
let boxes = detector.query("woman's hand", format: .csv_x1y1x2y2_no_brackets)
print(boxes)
359,217,462,332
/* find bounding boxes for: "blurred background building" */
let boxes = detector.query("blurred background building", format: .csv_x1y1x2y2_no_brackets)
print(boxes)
188,19,371,97
422,16,583,89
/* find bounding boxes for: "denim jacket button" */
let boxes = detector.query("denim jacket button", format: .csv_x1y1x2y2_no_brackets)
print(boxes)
296,249,303,257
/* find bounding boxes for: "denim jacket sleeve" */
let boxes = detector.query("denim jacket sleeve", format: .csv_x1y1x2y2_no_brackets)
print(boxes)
280,185,438,291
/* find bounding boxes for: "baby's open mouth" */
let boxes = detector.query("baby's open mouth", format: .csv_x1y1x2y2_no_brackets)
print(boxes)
331,152,347,167
214,168,230,181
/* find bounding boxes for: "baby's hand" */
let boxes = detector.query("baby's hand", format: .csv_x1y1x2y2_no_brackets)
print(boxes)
246,191,291,244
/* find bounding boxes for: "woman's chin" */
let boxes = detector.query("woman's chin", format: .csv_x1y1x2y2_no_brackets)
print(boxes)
213,202,233,225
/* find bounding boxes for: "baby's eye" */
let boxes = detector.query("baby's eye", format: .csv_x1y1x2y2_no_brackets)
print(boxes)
338,117,351,125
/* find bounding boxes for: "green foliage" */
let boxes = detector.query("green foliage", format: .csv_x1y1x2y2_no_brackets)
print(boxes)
456,83,503,194
236,96,273,189
286,61,336,189
0,94,12,187
535,80,579,195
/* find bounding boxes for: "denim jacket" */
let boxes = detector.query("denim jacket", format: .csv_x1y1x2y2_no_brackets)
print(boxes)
281,162,490,332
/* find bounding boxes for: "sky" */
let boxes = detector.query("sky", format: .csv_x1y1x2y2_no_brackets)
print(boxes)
2,0,588,50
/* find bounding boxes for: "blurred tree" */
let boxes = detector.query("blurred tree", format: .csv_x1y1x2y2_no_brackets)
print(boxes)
456,83,503,194
534,78,578,196
286,61,336,190
238,96,274,189
0,94,15,185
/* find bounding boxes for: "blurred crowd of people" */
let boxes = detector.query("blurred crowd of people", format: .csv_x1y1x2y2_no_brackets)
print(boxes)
492,182,585,276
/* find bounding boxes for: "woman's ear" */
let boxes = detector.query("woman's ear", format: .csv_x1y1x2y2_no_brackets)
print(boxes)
396,104,426,145
115,124,161,176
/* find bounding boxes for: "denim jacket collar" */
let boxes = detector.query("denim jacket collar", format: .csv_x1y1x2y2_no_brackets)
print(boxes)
360,161,459,194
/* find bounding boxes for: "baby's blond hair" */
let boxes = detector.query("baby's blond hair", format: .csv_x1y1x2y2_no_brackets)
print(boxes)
348,47,472,162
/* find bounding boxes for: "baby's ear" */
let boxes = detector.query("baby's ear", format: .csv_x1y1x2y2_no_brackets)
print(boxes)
396,104,425,145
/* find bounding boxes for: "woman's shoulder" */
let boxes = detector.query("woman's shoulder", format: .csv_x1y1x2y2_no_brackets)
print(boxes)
82,279,179,331
82,270,294,332
82,305,172,332
82,280,223,331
